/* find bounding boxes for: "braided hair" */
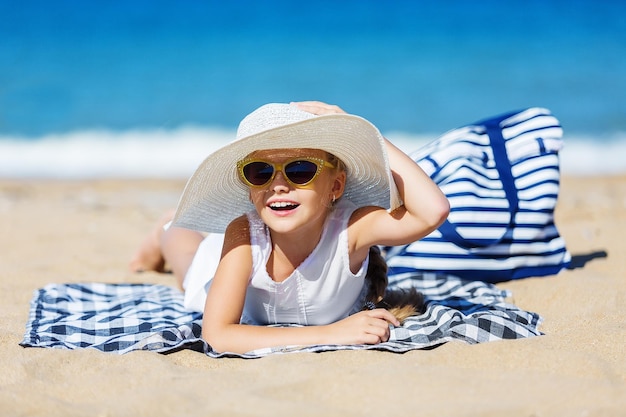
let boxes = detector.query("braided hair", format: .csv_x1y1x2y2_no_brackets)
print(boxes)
325,152,424,322
363,246,425,323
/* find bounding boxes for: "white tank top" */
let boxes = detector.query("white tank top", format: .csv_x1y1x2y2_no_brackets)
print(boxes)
241,199,368,326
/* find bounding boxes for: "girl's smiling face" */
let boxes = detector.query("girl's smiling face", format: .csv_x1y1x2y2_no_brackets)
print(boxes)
245,148,346,236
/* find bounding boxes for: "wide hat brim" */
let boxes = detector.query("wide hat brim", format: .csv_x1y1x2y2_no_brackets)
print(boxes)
173,105,402,233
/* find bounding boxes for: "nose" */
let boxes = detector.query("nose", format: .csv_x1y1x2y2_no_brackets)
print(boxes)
269,170,290,191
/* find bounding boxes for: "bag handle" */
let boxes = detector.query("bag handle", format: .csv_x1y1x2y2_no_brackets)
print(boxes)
437,110,520,249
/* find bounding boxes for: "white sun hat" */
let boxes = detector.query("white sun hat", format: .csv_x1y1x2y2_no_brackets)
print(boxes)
173,103,402,233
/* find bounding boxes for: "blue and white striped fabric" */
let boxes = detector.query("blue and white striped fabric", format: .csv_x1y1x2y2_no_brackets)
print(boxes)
385,108,571,283
21,275,542,358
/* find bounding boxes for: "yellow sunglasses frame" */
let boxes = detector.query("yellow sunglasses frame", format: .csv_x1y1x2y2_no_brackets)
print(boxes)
237,156,336,188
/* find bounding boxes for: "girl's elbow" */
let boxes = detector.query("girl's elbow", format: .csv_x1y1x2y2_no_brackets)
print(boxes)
202,328,215,348
202,326,229,353
418,198,449,238
431,197,450,228
402,201,449,244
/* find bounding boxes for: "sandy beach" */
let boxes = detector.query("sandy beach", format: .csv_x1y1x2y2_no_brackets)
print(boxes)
1,175,624,416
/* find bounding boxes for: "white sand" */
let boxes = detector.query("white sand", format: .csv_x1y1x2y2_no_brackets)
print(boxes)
1,176,624,416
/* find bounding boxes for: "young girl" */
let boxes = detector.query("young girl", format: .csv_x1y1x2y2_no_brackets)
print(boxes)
131,101,449,354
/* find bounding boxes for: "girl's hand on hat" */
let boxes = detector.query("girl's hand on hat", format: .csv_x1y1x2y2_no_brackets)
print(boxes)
291,101,347,116
323,309,400,345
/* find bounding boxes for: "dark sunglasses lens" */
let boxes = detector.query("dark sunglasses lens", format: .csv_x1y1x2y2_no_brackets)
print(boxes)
243,162,274,185
284,160,319,184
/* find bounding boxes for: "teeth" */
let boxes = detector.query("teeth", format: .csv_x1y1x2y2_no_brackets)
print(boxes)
270,201,296,208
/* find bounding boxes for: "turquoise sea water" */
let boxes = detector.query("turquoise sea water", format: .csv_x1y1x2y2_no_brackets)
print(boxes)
1,0,624,177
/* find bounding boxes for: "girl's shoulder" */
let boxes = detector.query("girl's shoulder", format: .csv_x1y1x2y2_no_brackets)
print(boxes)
223,215,252,248
226,214,250,230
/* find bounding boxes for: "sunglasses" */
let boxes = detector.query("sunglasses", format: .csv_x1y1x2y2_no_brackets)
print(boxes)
237,157,336,188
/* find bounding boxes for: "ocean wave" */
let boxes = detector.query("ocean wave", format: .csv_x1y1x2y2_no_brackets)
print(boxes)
1,127,624,179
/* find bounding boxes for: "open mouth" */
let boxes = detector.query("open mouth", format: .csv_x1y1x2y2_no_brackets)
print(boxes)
269,201,299,211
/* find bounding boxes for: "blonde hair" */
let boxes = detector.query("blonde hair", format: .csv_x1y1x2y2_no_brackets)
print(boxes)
363,246,425,323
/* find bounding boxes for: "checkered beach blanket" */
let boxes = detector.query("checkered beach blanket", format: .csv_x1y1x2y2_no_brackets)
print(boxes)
21,274,542,358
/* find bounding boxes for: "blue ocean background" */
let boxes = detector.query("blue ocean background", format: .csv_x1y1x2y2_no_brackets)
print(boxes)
1,0,624,178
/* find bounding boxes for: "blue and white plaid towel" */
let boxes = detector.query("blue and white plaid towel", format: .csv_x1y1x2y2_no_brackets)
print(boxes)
21,274,542,358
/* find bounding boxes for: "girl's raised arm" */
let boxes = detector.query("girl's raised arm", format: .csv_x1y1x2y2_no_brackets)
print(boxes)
367,137,450,246
292,101,449,251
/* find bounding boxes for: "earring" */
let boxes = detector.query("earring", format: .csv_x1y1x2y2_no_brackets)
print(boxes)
332,195,336,204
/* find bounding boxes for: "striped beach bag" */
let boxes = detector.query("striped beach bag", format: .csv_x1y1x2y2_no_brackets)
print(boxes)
385,108,571,284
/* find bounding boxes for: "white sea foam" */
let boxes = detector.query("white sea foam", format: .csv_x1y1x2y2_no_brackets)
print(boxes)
557,137,626,176
0,126,231,179
0,128,624,179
